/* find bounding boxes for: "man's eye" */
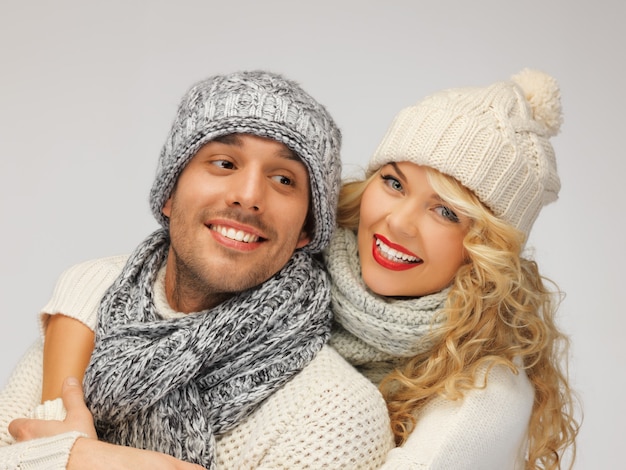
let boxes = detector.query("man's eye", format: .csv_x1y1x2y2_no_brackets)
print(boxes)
272,175,293,186
212,160,234,169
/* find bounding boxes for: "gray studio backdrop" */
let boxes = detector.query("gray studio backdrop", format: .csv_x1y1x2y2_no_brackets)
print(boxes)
1,1,623,467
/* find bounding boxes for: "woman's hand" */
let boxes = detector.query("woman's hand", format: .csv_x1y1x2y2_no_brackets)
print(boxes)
9,376,205,469
9,376,97,440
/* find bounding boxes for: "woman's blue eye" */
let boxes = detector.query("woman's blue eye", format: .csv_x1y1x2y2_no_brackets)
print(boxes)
436,205,460,223
381,174,403,191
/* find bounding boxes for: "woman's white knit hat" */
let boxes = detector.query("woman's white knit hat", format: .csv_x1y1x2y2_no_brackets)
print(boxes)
368,69,562,237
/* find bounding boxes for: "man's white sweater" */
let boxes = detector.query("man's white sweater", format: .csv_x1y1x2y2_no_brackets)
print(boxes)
0,256,394,469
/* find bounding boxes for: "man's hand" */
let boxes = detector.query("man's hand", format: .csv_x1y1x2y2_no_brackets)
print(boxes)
9,376,97,441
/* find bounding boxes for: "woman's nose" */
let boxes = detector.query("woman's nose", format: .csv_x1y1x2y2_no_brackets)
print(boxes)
386,201,420,238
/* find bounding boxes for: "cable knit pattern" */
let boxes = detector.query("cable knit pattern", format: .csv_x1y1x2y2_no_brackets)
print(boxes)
0,256,394,469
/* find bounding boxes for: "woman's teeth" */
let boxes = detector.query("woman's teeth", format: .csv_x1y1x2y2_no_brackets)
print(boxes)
376,238,419,263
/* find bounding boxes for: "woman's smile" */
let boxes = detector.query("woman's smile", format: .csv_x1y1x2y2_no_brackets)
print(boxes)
372,234,421,271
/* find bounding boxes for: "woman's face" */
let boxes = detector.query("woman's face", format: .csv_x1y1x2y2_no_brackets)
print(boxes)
357,162,470,297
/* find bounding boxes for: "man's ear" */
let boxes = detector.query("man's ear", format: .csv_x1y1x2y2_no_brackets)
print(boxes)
162,198,172,218
295,230,311,249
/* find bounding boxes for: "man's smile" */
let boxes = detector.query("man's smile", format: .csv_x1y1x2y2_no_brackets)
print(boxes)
209,223,262,243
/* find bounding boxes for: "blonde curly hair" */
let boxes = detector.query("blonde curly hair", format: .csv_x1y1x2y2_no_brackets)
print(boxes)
337,166,580,469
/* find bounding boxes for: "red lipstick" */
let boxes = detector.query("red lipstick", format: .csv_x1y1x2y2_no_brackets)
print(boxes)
371,234,421,271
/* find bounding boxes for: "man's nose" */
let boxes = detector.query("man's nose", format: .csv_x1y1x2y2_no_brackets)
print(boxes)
226,171,265,212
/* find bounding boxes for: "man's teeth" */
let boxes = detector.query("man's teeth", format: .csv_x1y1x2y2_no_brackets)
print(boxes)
212,225,259,243
376,238,419,263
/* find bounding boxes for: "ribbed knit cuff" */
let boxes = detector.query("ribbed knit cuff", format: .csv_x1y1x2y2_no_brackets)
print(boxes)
30,398,67,421
0,431,83,470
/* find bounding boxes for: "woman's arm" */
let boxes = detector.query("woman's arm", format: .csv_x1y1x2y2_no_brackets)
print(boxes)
38,255,127,403
41,315,94,402
381,365,534,470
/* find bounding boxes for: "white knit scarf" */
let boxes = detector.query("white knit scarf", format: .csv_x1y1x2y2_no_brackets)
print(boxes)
325,227,448,383
83,229,331,469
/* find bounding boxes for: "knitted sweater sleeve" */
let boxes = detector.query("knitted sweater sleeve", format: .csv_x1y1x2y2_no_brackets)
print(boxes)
0,432,83,470
380,365,534,470
39,255,128,334
29,255,126,422
0,342,37,446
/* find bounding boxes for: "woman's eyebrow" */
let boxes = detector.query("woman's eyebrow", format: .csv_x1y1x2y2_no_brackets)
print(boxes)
389,162,407,181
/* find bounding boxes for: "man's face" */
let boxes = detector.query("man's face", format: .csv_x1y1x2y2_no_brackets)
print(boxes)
162,133,311,312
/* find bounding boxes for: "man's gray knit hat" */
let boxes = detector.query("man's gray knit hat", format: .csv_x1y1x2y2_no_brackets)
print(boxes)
150,70,342,253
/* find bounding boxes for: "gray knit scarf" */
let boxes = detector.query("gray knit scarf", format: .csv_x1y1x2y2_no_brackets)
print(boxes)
83,229,331,469
325,227,448,384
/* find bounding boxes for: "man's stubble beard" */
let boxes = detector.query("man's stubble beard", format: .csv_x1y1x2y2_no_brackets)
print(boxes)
166,202,286,311
168,239,277,312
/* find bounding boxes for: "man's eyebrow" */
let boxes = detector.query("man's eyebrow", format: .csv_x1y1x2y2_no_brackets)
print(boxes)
212,134,242,146
278,147,300,162
213,134,300,162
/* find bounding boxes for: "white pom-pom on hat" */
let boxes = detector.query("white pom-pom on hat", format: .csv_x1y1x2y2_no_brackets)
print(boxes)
511,68,562,137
